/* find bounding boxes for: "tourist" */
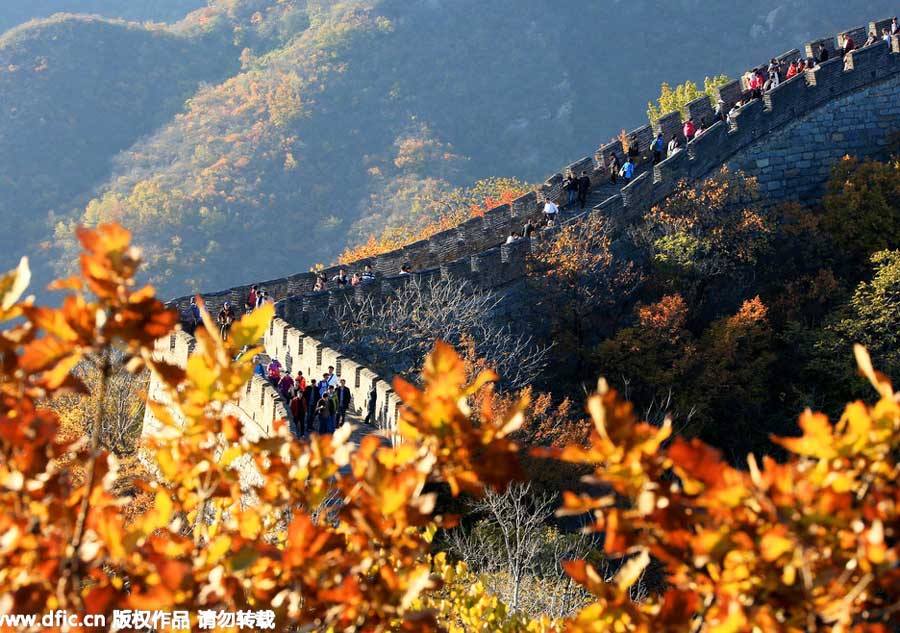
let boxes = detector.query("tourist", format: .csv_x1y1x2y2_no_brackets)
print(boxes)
186,296,202,335
884,28,893,46
726,101,742,126
563,171,578,205
683,118,696,142
332,268,349,287
245,284,258,313
364,382,377,425
893,17,899,36
695,119,707,138
841,32,855,58
253,356,266,378
714,98,726,122
295,369,306,392
816,43,830,64
361,263,376,282
865,30,878,47
216,301,235,341
619,157,634,184
542,197,560,222
785,60,799,79
607,154,620,185
399,263,412,275
315,395,333,434
350,272,361,286
267,358,282,383
627,134,641,166
335,379,352,428
313,276,326,292
652,133,664,164
577,170,591,209
505,232,521,245
523,220,536,239
290,389,306,436
304,379,319,431
667,135,681,156
278,371,294,400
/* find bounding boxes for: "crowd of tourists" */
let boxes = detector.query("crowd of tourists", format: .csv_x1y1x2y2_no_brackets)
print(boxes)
254,357,379,437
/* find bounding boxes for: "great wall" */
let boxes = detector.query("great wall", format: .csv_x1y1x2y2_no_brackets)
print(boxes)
144,13,900,445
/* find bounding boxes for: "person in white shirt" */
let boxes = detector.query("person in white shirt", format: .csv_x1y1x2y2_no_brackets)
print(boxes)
543,199,559,222
667,135,680,156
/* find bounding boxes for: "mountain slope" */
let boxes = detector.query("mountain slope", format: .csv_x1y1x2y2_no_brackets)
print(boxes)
0,13,239,277
0,1,205,33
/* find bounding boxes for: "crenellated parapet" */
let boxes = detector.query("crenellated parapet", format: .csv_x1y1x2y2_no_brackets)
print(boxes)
143,329,286,442
262,316,401,443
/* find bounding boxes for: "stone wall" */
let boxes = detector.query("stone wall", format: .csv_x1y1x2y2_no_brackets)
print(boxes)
729,70,900,203
144,12,900,448
143,330,286,443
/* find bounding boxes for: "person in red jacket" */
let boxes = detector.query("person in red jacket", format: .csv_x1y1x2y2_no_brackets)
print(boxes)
785,60,799,79
683,118,696,142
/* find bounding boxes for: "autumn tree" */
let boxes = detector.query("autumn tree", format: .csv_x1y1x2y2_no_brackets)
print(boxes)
444,482,593,619
596,296,775,450
326,274,551,388
529,213,640,383
821,156,900,273
634,166,774,312
646,75,730,123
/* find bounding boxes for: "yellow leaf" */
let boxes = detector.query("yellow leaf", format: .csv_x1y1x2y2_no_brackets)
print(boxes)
0,256,29,313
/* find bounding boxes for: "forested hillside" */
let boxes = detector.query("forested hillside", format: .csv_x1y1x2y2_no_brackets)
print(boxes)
0,14,239,274
0,0,895,295
0,0,205,32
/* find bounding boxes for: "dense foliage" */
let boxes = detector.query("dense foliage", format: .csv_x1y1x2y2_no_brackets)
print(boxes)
3,223,900,631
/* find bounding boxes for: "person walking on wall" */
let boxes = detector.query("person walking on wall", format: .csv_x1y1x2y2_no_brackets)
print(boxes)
245,285,258,313
542,197,560,222
187,296,202,335
336,379,352,427
627,134,641,166
564,171,578,205
816,42,830,64
841,32,855,58
619,157,635,184
364,382,377,425
290,389,306,437
577,170,591,209
217,301,235,341
652,133,664,164
667,135,681,156
304,379,319,432
607,154,619,185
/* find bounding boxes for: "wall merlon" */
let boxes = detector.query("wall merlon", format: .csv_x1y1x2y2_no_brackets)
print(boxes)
427,228,464,261
399,239,433,270
654,111,683,143
482,204,513,236
510,191,539,218
685,96,714,126
805,35,838,59
841,26,868,47
715,80,745,111
871,17,896,35
596,139,625,166
626,124,654,157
